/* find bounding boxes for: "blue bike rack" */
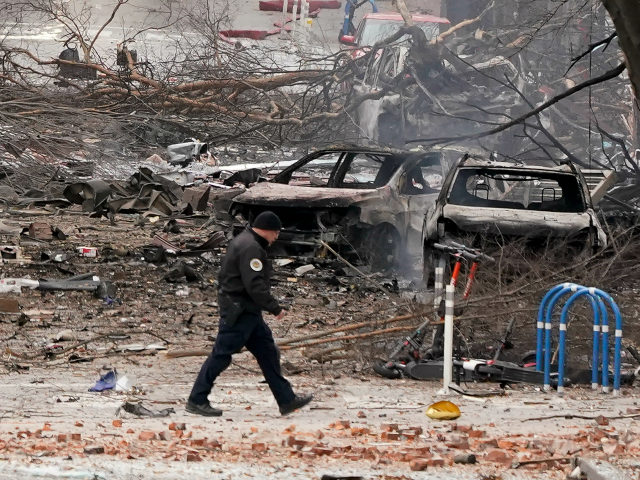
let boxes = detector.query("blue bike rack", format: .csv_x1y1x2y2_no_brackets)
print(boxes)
535,283,623,396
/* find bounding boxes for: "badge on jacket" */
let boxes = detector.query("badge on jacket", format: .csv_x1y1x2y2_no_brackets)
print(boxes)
249,258,263,271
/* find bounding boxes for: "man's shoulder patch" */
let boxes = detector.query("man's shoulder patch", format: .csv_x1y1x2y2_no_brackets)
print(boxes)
249,258,263,272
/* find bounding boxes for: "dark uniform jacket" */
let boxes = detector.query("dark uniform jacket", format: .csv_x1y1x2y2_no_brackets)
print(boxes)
218,227,281,316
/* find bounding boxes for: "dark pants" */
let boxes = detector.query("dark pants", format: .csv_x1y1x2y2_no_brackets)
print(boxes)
188,310,295,408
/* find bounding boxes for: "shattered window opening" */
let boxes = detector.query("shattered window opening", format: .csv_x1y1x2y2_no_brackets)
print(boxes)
448,168,586,212
337,153,387,188
282,152,343,187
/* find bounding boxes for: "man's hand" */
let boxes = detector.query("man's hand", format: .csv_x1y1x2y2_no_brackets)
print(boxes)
275,310,286,320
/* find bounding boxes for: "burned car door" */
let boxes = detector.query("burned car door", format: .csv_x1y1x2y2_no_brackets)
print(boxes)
396,154,444,261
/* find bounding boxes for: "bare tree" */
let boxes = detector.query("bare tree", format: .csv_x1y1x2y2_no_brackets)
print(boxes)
0,0,638,186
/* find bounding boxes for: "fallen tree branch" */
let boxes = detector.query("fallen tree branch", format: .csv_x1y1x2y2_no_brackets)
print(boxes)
280,325,419,350
279,310,431,347
523,413,640,422
512,457,572,469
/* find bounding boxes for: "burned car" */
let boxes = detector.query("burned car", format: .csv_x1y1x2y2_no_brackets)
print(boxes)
229,146,449,270
423,156,615,256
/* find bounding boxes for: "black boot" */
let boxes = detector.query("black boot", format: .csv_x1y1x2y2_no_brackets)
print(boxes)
186,400,223,417
279,394,313,416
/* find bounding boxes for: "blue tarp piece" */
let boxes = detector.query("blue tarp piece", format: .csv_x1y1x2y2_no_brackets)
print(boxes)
88,369,117,392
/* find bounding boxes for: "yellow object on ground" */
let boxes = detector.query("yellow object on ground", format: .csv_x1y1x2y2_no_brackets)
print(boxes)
426,400,461,420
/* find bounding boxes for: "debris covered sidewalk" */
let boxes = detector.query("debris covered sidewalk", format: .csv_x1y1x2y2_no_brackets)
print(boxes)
0,364,639,480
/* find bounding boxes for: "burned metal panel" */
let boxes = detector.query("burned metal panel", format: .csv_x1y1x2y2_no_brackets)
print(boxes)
231,182,382,209
441,204,594,237
63,179,112,212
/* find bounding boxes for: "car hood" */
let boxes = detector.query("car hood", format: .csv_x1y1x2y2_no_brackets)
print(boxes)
231,182,386,208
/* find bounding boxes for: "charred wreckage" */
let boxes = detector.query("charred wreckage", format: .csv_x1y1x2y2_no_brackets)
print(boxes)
15,142,617,277
228,146,615,275
229,145,448,271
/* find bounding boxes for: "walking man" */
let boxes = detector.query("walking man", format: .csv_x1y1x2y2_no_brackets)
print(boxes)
186,211,313,416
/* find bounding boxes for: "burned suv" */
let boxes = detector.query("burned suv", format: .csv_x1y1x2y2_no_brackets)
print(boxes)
229,145,449,270
423,156,613,256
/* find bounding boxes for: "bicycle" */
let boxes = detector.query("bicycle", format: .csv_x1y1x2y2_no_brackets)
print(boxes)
373,241,495,379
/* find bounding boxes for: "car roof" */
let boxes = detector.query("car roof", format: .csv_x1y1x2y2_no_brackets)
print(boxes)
308,143,429,157
363,12,450,24
459,158,575,174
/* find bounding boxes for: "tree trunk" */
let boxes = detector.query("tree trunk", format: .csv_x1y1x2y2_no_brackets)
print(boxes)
602,0,640,102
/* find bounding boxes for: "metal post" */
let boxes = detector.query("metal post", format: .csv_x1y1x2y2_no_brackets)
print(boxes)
300,0,308,43
280,0,288,39
440,284,455,394
291,0,299,39
591,297,603,390
589,288,623,395
433,254,445,323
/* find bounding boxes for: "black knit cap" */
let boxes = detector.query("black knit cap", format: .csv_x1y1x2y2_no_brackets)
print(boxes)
252,211,282,231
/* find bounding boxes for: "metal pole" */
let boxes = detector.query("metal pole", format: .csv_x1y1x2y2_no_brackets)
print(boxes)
591,297,602,390
292,0,299,40
300,0,308,42
441,284,455,394
588,288,623,395
433,254,445,322
281,0,288,39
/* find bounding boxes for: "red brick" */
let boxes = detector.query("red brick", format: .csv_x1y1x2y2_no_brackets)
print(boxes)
252,442,268,452
208,439,222,449
427,456,445,467
169,422,186,431
57,434,67,443
409,459,429,471
186,453,202,462
287,436,309,448
484,449,514,466
70,433,82,441
138,431,156,441
446,434,470,449
112,420,122,428
311,446,333,456
477,438,499,449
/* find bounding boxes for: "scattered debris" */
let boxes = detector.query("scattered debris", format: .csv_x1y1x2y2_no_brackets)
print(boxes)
118,402,175,418
88,370,118,392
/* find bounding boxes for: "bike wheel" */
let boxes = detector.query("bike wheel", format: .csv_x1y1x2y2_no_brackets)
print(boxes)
372,359,402,379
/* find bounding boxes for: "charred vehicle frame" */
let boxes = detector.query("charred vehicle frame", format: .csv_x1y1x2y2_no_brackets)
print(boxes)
229,145,451,271
422,156,615,261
